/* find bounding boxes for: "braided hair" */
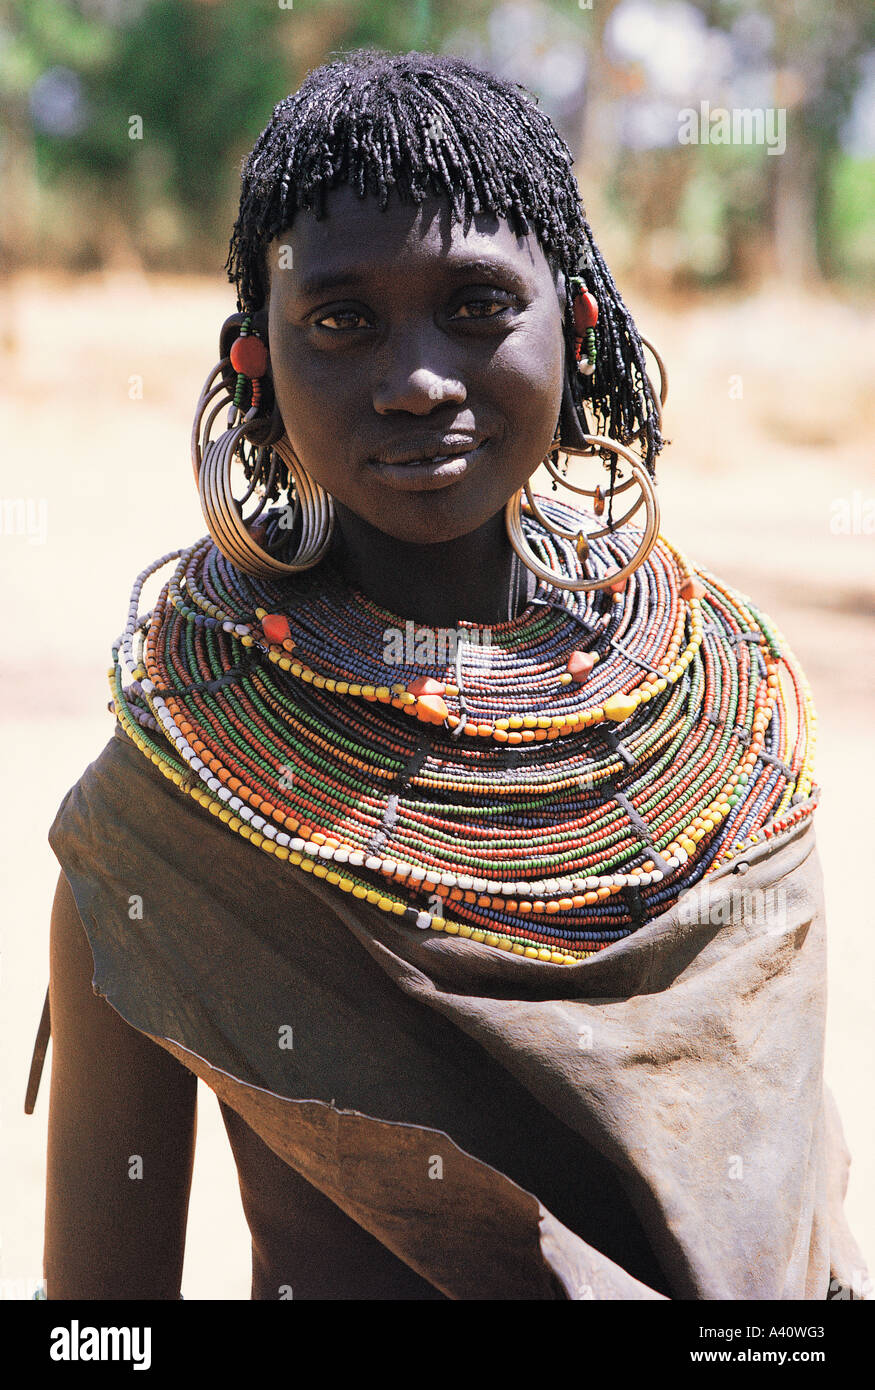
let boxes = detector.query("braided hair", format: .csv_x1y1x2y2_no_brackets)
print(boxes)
225,48,664,472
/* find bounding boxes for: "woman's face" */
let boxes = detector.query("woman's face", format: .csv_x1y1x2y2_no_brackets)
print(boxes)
262,183,566,547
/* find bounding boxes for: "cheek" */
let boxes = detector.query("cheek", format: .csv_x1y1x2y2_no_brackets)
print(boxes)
489,315,565,432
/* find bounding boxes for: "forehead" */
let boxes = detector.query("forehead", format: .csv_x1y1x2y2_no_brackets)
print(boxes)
267,183,556,295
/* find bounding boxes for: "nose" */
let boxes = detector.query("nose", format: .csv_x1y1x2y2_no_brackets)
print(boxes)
372,328,466,415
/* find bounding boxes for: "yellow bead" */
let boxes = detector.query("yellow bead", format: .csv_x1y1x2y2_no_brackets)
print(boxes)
336,681,349,694
348,684,362,696
432,917,446,932
241,635,254,647
312,675,325,688
444,922,460,935
313,864,328,878
274,847,289,860
365,889,380,903
471,930,486,942
391,902,406,915
458,924,472,938
484,933,501,947
291,663,303,676
279,657,292,671
376,686,391,700
377,896,393,911
512,943,526,955
524,946,539,958
352,885,367,898
603,692,639,721
301,668,314,682
326,870,341,884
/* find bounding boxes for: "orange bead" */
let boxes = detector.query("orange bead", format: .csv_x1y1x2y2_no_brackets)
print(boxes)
415,694,448,724
680,576,706,601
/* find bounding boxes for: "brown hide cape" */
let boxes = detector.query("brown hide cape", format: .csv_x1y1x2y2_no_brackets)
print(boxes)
44,721,865,1300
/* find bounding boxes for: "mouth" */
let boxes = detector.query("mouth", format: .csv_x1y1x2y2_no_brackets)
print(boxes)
366,439,488,492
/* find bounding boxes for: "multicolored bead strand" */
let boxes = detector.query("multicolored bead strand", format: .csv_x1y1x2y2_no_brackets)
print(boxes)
108,496,818,964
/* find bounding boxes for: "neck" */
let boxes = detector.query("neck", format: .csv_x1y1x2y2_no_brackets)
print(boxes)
326,503,532,628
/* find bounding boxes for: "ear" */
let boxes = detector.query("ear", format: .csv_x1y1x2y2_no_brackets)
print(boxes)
216,305,283,446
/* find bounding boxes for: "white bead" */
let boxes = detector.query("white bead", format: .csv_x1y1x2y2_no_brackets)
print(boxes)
261,823,277,840
415,912,431,930
229,796,244,813
585,877,600,890
381,860,397,875
290,838,305,852
217,787,232,802
471,878,488,892
394,863,412,878
238,805,254,821
457,876,474,890
303,841,321,855
348,852,365,867
189,757,204,772
486,880,502,894
333,849,349,864
250,815,266,831
276,833,290,847
440,873,457,888
206,777,220,792
222,621,235,633
409,867,426,882
318,845,333,859
365,855,382,872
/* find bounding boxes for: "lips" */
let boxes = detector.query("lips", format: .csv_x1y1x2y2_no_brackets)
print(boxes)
370,435,484,467
365,439,487,492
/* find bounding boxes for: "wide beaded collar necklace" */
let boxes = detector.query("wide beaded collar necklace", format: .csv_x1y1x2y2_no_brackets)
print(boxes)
109,495,818,964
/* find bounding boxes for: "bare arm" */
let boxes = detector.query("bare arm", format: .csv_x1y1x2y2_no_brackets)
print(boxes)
44,870,197,1299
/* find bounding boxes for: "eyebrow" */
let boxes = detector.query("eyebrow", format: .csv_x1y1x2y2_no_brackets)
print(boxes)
292,256,533,298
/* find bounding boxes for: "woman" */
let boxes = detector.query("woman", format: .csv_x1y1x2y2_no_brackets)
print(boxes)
32,49,865,1300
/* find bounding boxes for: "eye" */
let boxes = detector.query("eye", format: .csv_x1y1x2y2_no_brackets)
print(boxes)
312,308,371,331
452,295,513,320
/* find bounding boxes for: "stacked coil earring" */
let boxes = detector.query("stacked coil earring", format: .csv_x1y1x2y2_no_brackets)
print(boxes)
191,317,335,577
505,434,660,593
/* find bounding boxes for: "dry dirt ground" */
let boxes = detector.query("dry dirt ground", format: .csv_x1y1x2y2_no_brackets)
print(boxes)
1,271,872,1300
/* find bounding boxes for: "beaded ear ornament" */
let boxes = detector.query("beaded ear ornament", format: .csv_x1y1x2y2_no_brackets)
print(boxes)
192,314,336,577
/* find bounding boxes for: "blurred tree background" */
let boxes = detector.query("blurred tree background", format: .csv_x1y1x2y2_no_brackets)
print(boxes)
1,0,873,289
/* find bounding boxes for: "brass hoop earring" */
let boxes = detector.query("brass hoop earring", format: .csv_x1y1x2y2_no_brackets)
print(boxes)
191,358,335,577
505,435,660,592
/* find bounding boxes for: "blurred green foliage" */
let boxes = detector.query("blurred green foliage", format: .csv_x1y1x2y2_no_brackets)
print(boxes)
0,0,872,286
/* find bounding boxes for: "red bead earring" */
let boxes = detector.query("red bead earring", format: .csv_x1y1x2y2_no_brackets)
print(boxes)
569,277,598,377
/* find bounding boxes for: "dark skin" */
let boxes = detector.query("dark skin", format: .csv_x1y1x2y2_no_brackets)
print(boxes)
241,184,569,627
44,193,595,1300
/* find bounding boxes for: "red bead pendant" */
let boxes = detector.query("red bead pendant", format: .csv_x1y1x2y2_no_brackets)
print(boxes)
572,289,599,334
680,576,706,601
229,334,269,379
566,650,597,682
262,613,291,643
407,676,446,697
